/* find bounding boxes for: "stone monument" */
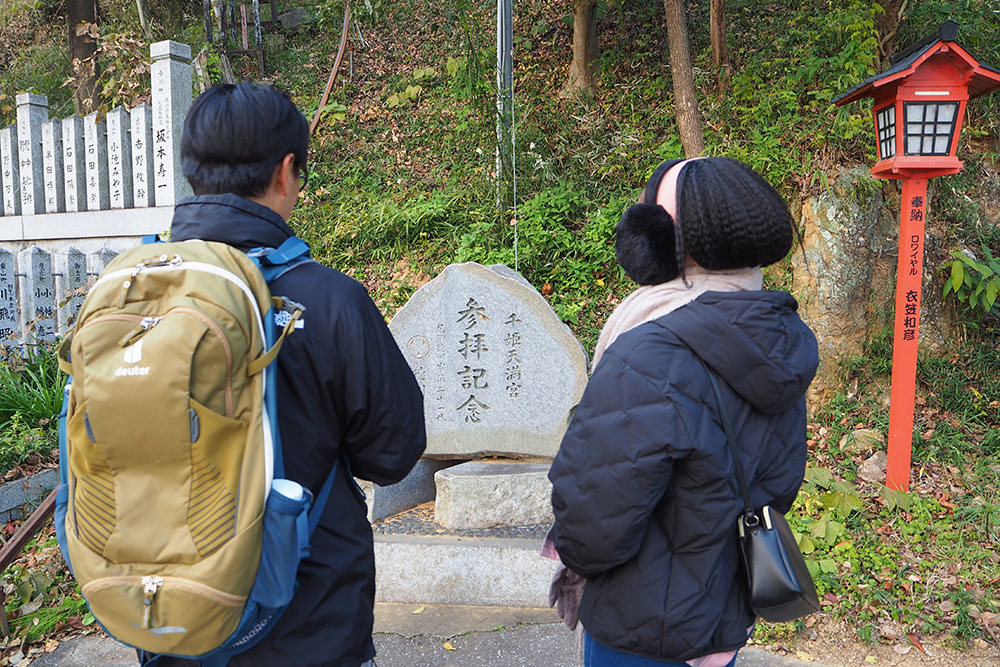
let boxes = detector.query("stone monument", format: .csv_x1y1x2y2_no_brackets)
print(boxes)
389,262,588,459
0,249,16,343
383,262,589,531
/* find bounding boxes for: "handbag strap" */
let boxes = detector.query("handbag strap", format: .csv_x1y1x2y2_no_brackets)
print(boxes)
697,358,757,524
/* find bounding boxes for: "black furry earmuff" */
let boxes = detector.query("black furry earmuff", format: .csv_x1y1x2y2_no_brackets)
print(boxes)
614,159,684,286
615,204,678,285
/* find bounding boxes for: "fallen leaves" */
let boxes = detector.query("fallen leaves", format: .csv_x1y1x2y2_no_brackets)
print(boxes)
443,640,456,651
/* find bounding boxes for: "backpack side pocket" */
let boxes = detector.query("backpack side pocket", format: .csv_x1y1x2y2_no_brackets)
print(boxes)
250,480,311,609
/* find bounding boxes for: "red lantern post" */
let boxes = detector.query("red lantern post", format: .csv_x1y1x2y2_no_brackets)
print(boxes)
835,21,1000,491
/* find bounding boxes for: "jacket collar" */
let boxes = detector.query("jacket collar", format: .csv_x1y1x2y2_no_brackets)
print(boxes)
170,193,295,251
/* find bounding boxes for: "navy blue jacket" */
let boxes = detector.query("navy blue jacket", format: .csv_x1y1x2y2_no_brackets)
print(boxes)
169,194,426,666
549,290,817,661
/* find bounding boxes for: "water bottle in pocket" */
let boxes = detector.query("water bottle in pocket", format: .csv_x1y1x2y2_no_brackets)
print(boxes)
251,479,312,608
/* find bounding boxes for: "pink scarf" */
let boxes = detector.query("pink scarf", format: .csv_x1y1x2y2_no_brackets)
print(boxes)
591,265,763,368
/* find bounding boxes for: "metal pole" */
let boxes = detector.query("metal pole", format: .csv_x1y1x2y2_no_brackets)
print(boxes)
495,0,512,205
886,177,928,491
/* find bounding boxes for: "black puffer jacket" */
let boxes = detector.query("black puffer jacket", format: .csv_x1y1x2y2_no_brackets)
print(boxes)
549,290,817,661
169,194,426,666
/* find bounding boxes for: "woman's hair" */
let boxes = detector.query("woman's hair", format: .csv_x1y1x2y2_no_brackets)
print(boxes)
181,83,309,197
614,157,794,283
677,157,793,270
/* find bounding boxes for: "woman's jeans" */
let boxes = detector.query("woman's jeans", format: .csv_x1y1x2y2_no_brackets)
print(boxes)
583,632,738,667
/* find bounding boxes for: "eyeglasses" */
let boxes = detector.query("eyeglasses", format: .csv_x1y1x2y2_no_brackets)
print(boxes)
298,165,309,193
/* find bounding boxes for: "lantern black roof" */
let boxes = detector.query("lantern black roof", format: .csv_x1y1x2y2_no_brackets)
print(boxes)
834,21,1000,106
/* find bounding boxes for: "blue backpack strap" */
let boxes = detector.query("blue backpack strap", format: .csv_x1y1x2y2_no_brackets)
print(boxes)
248,236,312,284
142,234,162,244
262,236,310,265
307,459,340,535
260,256,313,284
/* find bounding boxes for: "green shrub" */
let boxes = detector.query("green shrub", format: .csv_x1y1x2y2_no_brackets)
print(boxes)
943,246,1000,316
0,348,64,430
0,414,57,471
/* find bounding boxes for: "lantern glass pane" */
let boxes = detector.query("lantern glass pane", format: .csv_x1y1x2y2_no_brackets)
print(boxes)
903,101,958,156
876,105,896,160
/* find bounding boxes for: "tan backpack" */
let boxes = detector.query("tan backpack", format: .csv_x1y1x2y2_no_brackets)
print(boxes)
54,237,332,662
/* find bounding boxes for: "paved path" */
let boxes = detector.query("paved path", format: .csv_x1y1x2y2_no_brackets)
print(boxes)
31,603,824,666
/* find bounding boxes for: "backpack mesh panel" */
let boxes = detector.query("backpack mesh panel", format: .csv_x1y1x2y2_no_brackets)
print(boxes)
188,446,237,557
74,450,116,554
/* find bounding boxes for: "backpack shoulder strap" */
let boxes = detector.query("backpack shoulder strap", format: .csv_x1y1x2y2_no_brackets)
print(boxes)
307,459,340,535
248,236,313,283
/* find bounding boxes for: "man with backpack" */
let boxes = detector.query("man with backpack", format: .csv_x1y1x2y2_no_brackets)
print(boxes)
142,83,427,665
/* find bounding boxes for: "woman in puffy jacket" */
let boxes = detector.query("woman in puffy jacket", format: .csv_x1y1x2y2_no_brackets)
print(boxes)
548,157,818,666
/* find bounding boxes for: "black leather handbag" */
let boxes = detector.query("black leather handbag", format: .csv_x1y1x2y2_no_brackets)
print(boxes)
701,361,820,623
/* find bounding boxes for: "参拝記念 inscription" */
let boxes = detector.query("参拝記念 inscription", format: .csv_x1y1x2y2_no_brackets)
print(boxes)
455,297,491,423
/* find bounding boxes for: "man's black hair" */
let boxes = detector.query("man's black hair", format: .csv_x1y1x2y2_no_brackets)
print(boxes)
181,83,309,197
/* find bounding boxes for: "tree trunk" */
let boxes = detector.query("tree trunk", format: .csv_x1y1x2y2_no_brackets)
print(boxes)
562,0,600,96
709,0,729,88
663,0,704,157
135,0,149,37
876,0,908,62
67,0,100,114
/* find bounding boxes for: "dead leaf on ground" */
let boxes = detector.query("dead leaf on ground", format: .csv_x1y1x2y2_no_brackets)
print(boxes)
907,633,927,655
443,641,456,651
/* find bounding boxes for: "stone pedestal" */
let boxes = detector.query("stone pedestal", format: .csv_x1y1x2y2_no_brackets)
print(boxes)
434,461,553,530
357,459,459,523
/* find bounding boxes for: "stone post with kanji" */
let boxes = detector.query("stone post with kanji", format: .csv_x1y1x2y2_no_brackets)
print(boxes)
151,40,193,207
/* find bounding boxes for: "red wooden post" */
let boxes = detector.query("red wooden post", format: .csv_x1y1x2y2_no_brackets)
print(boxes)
834,21,1000,491
886,178,927,490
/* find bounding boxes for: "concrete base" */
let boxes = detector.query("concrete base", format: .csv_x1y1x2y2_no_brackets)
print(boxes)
374,533,558,607
0,469,58,523
357,459,461,523
434,461,553,530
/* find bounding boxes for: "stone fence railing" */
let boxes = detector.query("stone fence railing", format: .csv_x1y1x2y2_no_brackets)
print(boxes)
0,41,194,346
